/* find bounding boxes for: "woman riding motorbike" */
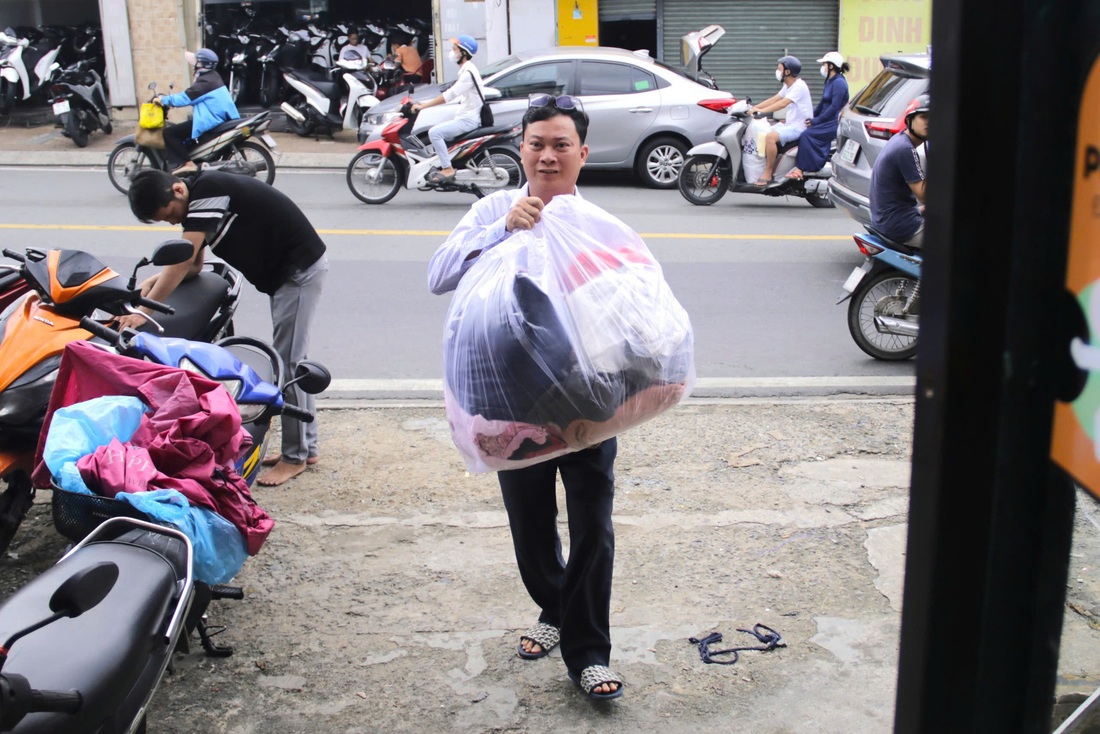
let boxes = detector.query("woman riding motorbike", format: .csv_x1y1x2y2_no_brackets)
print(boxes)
787,51,851,181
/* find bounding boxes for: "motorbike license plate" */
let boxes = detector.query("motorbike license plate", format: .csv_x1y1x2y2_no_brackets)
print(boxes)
842,260,873,293
840,138,861,164
52,99,70,115
261,133,277,149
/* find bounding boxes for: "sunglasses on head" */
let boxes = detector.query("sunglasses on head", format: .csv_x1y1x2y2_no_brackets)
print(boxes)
528,94,582,111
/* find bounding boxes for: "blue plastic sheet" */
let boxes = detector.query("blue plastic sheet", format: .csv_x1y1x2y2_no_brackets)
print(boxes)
116,489,248,585
42,395,148,494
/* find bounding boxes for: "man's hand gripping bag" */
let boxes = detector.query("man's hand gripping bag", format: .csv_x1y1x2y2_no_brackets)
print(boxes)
442,195,695,472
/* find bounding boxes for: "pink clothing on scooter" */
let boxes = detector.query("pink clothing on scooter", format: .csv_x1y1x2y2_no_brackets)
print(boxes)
34,341,274,555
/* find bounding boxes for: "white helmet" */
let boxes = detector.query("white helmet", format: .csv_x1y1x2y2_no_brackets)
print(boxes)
816,51,845,68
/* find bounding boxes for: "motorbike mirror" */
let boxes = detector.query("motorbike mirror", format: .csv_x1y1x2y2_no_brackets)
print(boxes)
284,360,331,395
151,239,195,266
147,81,156,90
49,562,119,618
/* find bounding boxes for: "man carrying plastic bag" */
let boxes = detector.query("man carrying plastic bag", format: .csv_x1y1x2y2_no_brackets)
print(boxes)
427,95,694,701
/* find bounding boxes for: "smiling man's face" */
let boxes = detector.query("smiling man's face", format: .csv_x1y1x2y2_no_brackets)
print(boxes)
521,115,589,201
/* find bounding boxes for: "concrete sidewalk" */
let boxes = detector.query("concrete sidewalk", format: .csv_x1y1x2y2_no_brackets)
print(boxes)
0,111,354,169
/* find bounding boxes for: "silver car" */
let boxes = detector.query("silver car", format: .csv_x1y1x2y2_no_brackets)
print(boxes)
358,40,735,188
828,53,930,226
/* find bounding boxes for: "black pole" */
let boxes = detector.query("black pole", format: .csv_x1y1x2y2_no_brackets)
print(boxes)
895,1,1090,731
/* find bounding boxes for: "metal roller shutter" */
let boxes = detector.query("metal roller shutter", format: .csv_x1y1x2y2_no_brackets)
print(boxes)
598,0,657,20
661,0,839,105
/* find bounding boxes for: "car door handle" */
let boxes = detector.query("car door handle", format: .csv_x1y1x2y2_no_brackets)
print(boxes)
628,107,653,113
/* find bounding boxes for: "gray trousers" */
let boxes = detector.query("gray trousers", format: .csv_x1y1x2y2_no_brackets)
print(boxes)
269,253,328,463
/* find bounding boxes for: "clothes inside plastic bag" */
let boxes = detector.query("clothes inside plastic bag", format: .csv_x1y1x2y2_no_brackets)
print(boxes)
116,489,248,585
41,395,148,494
742,117,771,184
443,195,694,472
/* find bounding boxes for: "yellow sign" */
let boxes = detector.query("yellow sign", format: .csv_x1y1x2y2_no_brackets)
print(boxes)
839,0,933,92
558,0,599,45
1052,53,1100,501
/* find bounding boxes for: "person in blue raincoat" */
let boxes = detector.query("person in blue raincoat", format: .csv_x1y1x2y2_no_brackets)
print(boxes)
158,48,239,174
786,51,851,180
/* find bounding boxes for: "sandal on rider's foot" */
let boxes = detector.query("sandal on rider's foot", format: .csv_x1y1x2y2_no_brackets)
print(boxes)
785,168,804,180
427,170,455,185
568,665,624,700
172,162,199,175
753,176,773,187
517,622,560,660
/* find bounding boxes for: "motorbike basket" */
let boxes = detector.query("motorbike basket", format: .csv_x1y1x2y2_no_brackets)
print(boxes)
51,483,150,543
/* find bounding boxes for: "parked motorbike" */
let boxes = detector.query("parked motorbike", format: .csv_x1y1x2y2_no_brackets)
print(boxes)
47,59,111,148
107,83,277,194
280,52,380,137
258,26,307,109
677,100,834,208
346,101,524,204
836,229,922,360
0,241,242,556
0,27,63,114
0,331,329,732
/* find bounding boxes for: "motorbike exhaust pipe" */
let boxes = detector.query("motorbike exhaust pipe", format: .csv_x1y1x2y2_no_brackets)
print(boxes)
874,315,919,337
280,102,305,123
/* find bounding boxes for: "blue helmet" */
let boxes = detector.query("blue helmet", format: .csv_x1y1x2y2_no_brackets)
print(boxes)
777,55,802,77
194,48,218,71
452,34,478,57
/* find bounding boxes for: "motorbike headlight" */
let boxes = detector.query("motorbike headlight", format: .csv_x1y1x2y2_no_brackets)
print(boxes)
180,357,242,399
367,111,400,127
0,355,61,424
236,402,266,424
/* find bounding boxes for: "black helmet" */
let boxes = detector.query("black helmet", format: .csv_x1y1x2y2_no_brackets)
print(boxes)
777,55,802,77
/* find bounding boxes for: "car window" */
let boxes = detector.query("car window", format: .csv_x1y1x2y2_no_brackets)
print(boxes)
489,61,571,100
577,61,657,95
850,72,927,118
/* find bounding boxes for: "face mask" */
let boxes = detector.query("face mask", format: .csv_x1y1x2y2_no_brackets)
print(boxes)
775,69,784,82
820,65,829,78
451,50,462,63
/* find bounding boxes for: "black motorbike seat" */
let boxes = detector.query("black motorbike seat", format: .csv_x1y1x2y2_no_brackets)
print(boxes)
865,226,922,254
0,541,181,729
137,270,229,339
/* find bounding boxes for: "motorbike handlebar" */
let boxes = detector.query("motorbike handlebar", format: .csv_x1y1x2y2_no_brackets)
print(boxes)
280,402,314,423
2,249,25,263
30,688,82,714
136,296,175,315
79,317,122,343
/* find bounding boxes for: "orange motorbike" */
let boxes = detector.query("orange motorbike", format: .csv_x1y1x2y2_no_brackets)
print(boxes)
0,241,239,555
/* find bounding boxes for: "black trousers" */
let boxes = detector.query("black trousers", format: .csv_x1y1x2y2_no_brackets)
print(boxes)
498,438,617,675
161,122,193,168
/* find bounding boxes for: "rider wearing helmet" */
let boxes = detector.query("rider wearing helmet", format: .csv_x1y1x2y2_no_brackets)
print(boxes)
869,93,929,246
747,55,814,186
411,34,485,186
159,48,239,174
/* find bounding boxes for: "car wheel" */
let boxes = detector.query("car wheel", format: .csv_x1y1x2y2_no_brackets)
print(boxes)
636,136,687,189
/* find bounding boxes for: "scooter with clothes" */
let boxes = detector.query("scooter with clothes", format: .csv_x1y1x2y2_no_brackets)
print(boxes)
107,83,278,194
280,51,380,137
0,240,243,557
836,229,921,360
677,100,834,208
0,327,329,733
346,100,524,204
0,27,63,114
47,59,112,148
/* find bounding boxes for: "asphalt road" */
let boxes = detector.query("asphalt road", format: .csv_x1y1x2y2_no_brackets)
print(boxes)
0,166,915,397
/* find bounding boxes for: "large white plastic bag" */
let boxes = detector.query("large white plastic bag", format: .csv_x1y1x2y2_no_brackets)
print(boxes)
742,117,770,184
442,195,695,473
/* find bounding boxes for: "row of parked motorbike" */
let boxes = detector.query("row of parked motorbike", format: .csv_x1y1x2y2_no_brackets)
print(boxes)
0,238,331,731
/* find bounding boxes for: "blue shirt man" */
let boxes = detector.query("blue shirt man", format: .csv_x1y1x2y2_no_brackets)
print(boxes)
869,97,929,245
